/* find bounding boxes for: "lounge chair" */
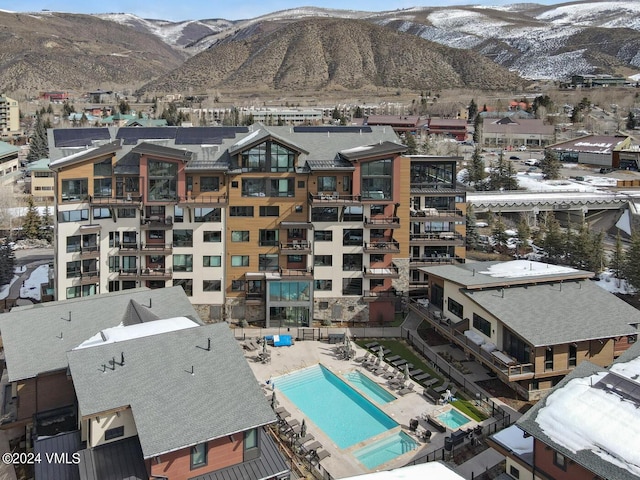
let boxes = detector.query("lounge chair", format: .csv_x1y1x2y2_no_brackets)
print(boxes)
386,355,401,363
409,369,424,377
392,359,408,368
374,365,389,375
244,340,259,351
398,383,415,396
414,372,431,382
422,378,439,387
275,407,291,418
365,342,379,350
298,433,315,444
315,449,331,462
448,386,458,397
354,351,370,363
305,441,322,453
383,369,398,379
434,380,451,394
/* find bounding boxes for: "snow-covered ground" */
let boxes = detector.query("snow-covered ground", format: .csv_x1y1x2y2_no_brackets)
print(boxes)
0,264,48,301
594,270,634,295
0,266,23,300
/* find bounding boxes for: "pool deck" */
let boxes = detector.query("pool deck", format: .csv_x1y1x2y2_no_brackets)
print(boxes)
243,338,480,479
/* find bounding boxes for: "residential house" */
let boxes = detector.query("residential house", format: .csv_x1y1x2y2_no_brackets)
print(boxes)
40,91,71,103
546,134,632,168
490,340,640,480
481,117,554,149
47,125,421,325
0,95,21,140
26,158,54,203
0,287,289,480
409,260,639,400
365,115,428,137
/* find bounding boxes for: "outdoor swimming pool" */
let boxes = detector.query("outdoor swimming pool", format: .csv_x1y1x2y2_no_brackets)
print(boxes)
438,408,472,429
344,370,396,405
354,431,418,469
273,365,397,449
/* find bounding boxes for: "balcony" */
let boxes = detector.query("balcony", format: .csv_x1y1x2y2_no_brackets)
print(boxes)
364,240,400,253
141,243,172,254
79,271,100,285
308,192,361,205
408,300,534,382
245,291,265,305
280,241,311,254
276,268,314,279
141,216,173,229
410,208,463,222
362,290,397,302
363,265,399,279
118,242,141,253
364,216,400,228
177,193,228,206
138,268,173,280
410,232,464,246
89,194,142,205
410,255,462,266
79,246,100,259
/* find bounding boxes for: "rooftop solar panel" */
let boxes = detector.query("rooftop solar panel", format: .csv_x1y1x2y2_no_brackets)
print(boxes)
175,127,227,145
293,126,372,133
53,128,111,147
116,127,178,145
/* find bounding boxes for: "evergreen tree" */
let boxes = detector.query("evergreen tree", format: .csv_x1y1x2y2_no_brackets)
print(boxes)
488,151,518,191
610,232,625,286
587,230,605,274
62,101,75,116
492,214,509,252
118,99,131,114
22,196,41,239
623,231,640,290
39,204,53,242
26,114,50,162
161,103,180,126
0,238,16,286
569,222,591,269
540,149,561,180
467,147,486,188
473,115,483,144
331,107,341,120
626,112,636,130
46,104,54,114
516,215,531,255
466,204,480,250
403,133,418,155
541,212,564,264
353,106,363,118
468,99,478,121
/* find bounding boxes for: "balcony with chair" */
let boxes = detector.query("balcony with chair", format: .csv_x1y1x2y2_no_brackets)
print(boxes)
141,216,173,229
177,193,228,206
141,243,173,254
79,245,100,259
89,194,142,205
118,242,141,253
364,240,400,254
410,208,463,222
276,267,314,279
363,265,399,279
410,232,464,246
308,192,361,205
280,240,311,254
138,268,173,280
364,216,400,228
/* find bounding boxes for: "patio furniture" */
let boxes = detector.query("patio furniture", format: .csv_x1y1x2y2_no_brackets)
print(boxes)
354,351,371,363
414,372,431,382
386,355,401,363
315,449,331,462
398,383,415,396
275,407,291,418
434,380,451,393
383,369,398,379
422,378,439,387
365,342,379,350
304,441,322,453
392,358,408,368
374,364,389,376
409,369,424,377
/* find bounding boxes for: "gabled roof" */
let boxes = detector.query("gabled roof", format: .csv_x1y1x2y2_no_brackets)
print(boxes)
0,141,20,157
338,141,406,161
122,299,161,325
49,141,121,170
67,323,276,459
227,126,308,156
482,118,553,135
0,287,200,382
131,142,192,162
26,158,51,171
518,358,640,480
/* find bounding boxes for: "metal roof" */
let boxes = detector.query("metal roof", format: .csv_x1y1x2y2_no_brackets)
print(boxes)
0,287,200,382
49,141,121,170
34,431,81,480
67,323,277,459
77,436,147,480
0,141,19,157
465,280,639,346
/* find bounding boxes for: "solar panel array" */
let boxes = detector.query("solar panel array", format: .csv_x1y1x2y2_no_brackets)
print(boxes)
116,127,178,145
53,128,111,147
175,127,249,145
595,372,640,407
293,126,372,133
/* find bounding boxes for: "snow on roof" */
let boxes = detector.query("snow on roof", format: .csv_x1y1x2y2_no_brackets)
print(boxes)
340,145,374,154
74,316,198,350
49,147,98,167
340,462,464,480
479,260,579,279
535,355,640,478
230,129,262,148
491,425,533,456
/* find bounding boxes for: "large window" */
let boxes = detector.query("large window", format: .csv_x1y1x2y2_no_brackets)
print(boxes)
203,256,221,267
311,207,339,222
203,231,222,242
117,208,136,218
342,278,363,296
147,160,177,201
259,230,278,246
343,229,363,246
173,254,193,272
318,176,337,192
472,313,491,337
269,282,310,302
504,328,531,364
410,161,455,188
315,280,332,291
231,231,249,242
314,255,332,267
173,230,193,247
66,286,81,299
231,255,249,267
270,178,294,197
174,279,193,297
343,254,362,271
58,209,89,223
93,178,112,198
93,207,111,219
244,428,259,460
270,144,296,172
200,176,219,192
447,298,463,319
259,254,279,271
93,158,112,176
67,235,81,253
203,280,221,292
260,206,279,217
242,178,266,197
361,159,392,200
61,179,88,202
66,261,81,278
108,256,120,273
241,141,296,173
314,230,332,241
194,208,221,222
230,206,254,217
241,143,267,172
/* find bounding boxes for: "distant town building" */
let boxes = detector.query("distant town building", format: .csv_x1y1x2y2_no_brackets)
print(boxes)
482,117,554,149
0,95,21,140
0,140,20,186
546,134,632,167
26,158,54,203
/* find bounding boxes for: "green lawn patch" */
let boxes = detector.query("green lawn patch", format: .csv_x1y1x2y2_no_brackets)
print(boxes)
450,399,488,422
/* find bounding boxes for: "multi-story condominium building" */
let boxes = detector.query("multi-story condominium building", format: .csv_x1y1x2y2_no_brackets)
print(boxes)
408,155,467,294
0,140,20,186
410,260,639,400
49,125,431,325
26,158,55,203
0,95,21,140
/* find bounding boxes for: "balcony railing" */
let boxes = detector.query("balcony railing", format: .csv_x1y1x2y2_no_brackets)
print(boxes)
410,232,465,245
79,246,100,258
89,194,142,205
118,243,140,253
410,208,463,220
408,300,534,382
141,216,173,228
79,271,100,285
363,265,400,278
362,290,398,302
177,193,228,206
118,268,173,280
364,216,400,228
280,241,311,253
141,243,172,254
308,192,361,205
410,255,462,265
364,241,400,253
277,267,314,279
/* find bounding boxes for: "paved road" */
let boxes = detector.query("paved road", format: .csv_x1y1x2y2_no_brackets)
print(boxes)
13,248,53,267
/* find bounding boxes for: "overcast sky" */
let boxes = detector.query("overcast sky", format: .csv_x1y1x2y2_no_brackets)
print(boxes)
10,1,566,21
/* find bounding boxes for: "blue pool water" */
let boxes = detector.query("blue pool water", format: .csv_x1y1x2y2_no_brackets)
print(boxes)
274,365,397,449
344,371,396,405
438,409,471,429
354,431,418,469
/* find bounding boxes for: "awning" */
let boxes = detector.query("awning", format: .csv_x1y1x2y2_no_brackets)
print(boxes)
246,272,266,279
280,221,313,229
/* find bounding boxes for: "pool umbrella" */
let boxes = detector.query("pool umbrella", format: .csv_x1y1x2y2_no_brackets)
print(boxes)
263,338,268,354
271,391,277,409
300,418,307,438
404,363,410,383
378,346,385,364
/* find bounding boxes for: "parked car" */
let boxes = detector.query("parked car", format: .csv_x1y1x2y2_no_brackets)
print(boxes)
509,156,520,160
518,145,527,151
599,168,613,174
524,159,538,166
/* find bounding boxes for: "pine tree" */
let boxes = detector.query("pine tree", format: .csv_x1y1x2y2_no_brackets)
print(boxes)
542,212,564,264
468,99,478,121
516,216,531,255
627,112,636,131
39,204,53,243
488,151,518,191
473,115,483,144
22,196,41,239
587,230,605,274
353,106,363,118
467,147,486,188
623,232,640,290
466,204,480,250
118,99,131,114
0,238,16,286
26,114,50,162
492,214,509,252
403,133,418,155
540,149,561,180
331,107,340,120
610,232,625,286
